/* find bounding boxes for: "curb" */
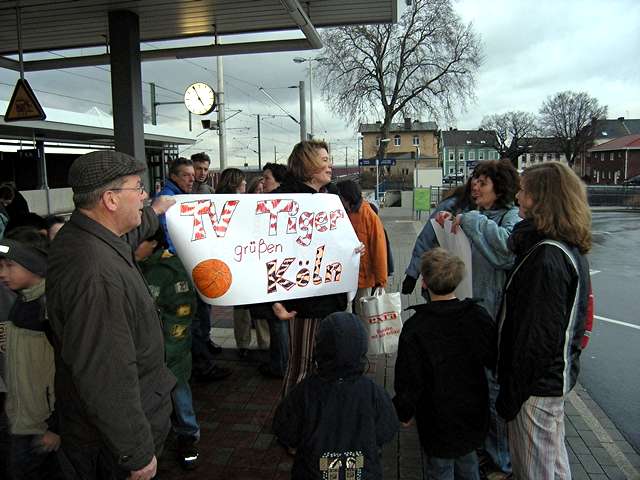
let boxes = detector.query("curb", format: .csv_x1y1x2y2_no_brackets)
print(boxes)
569,387,640,479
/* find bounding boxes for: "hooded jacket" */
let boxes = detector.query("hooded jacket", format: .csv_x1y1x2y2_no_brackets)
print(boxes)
496,219,589,421
393,299,496,458
347,199,387,289
273,312,399,479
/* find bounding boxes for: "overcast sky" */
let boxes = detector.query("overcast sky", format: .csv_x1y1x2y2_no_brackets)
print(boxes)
0,0,638,169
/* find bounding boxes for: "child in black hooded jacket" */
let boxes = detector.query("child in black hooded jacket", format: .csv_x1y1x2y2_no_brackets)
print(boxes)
273,311,399,479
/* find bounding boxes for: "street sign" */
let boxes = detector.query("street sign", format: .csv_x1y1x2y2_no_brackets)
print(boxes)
4,79,46,122
414,188,431,212
358,158,397,166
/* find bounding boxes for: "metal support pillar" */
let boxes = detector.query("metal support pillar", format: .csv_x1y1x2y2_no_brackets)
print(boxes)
108,10,147,182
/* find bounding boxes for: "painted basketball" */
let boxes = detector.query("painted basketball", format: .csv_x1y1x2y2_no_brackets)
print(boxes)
192,259,232,299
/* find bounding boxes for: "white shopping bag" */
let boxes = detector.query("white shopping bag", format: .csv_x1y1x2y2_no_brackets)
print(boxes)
359,288,403,355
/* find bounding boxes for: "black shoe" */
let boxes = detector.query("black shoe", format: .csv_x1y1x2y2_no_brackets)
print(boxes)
206,340,223,355
259,363,284,379
176,436,199,470
194,365,232,382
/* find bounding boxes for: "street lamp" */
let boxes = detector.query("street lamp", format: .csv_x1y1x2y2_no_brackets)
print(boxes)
293,56,325,139
378,138,391,203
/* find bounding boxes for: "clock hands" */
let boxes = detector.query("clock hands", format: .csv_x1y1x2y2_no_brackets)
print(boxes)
191,86,206,107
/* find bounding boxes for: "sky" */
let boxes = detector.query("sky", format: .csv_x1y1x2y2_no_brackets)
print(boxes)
0,0,638,170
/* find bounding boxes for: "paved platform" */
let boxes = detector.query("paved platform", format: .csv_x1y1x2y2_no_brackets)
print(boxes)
157,212,640,479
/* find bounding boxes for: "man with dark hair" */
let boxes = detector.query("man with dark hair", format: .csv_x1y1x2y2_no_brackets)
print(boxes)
191,152,215,194
157,157,195,253
46,150,177,480
261,162,287,193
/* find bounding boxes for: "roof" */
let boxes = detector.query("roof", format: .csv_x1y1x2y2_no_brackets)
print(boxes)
359,120,438,133
0,0,397,56
0,100,196,147
441,129,498,148
516,137,564,153
588,133,640,152
590,118,640,141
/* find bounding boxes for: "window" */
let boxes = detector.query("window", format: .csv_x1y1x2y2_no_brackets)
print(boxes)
479,151,484,161
376,137,380,146
459,152,465,161
394,135,401,146
449,168,454,173
468,151,475,161
546,153,553,161
412,135,420,146
601,153,605,162
555,152,560,160
538,154,544,163
610,152,614,161
449,152,454,161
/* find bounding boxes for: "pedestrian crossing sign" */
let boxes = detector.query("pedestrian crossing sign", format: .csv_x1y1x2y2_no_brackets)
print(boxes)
4,79,46,122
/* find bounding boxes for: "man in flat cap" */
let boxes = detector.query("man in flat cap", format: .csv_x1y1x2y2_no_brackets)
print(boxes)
46,150,176,480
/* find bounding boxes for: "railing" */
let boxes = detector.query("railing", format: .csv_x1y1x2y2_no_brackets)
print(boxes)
586,186,640,207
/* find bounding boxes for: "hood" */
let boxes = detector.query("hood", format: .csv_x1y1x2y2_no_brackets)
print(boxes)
507,218,546,256
314,312,368,380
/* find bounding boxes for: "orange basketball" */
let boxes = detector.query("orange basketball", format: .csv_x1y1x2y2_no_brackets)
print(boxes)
192,259,232,298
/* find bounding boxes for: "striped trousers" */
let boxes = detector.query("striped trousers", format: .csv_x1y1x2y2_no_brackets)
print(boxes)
508,395,571,480
282,317,320,397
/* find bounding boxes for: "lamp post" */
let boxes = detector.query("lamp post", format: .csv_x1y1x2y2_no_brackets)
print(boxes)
378,138,391,203
293,57,325,139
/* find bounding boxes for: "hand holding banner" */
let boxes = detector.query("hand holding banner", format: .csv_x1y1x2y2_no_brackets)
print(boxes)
165,193,361,306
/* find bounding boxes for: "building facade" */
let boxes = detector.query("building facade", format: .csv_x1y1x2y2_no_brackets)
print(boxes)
359,118,439,182
440,129,500,179
578,117,640,177
587,133,640,185
516,137,567,171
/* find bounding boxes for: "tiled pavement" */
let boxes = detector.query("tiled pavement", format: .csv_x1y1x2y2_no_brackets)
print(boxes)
158,209,640,479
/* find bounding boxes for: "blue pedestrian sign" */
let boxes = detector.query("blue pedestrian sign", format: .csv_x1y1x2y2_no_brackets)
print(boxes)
358,158,397,166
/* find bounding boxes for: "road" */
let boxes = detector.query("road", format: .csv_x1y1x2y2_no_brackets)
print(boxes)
580,211,640,453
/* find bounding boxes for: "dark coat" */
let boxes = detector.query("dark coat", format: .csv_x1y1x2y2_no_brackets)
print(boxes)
249,176,347,320
46,207,176,472
393,299,496,458
273,312,399,479
496,219,589,421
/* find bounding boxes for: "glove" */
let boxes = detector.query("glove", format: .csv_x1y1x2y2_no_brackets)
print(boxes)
401,275,417,295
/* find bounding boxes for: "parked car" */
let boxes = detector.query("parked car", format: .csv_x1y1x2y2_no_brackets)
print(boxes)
443,174,465,185
623,175,640,186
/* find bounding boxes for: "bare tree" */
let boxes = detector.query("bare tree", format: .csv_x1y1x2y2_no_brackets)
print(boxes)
316,0,482,161
480,111,538,166
539,91,607,166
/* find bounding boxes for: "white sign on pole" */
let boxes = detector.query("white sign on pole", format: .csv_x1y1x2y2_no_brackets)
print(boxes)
165,193,361,306
430,219,473,300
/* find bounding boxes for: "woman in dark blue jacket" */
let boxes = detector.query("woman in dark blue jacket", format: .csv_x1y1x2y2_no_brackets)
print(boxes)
497,161,591,479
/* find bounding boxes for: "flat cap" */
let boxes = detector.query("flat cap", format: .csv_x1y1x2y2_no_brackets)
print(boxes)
68,150,146,194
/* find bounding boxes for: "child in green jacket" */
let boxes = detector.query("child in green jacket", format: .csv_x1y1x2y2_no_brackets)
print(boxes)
135,227,200,471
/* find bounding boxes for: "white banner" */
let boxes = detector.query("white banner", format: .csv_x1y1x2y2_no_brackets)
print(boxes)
430,219,473,300
165,193,361,306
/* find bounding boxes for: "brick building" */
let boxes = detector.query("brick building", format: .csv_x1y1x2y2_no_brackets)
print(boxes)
587,133,640,185
359,118,439,182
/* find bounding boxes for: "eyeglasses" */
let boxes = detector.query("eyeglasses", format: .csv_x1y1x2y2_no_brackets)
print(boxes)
111,184,146,194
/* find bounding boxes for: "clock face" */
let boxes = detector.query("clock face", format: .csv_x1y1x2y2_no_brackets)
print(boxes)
184,82,216,115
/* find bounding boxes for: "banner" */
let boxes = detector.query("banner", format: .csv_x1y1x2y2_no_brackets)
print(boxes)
430,219,473,300
165,194,361,306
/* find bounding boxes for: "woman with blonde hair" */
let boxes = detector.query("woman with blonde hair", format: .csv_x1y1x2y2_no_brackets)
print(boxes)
496,161,591,479
249,140,349,392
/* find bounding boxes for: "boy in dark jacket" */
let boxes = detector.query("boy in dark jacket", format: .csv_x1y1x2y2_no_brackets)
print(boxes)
273,311,399,479
393,248,496,480
135,227,201,471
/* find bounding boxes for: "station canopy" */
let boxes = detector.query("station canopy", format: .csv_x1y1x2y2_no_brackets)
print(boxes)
0,0,398,70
